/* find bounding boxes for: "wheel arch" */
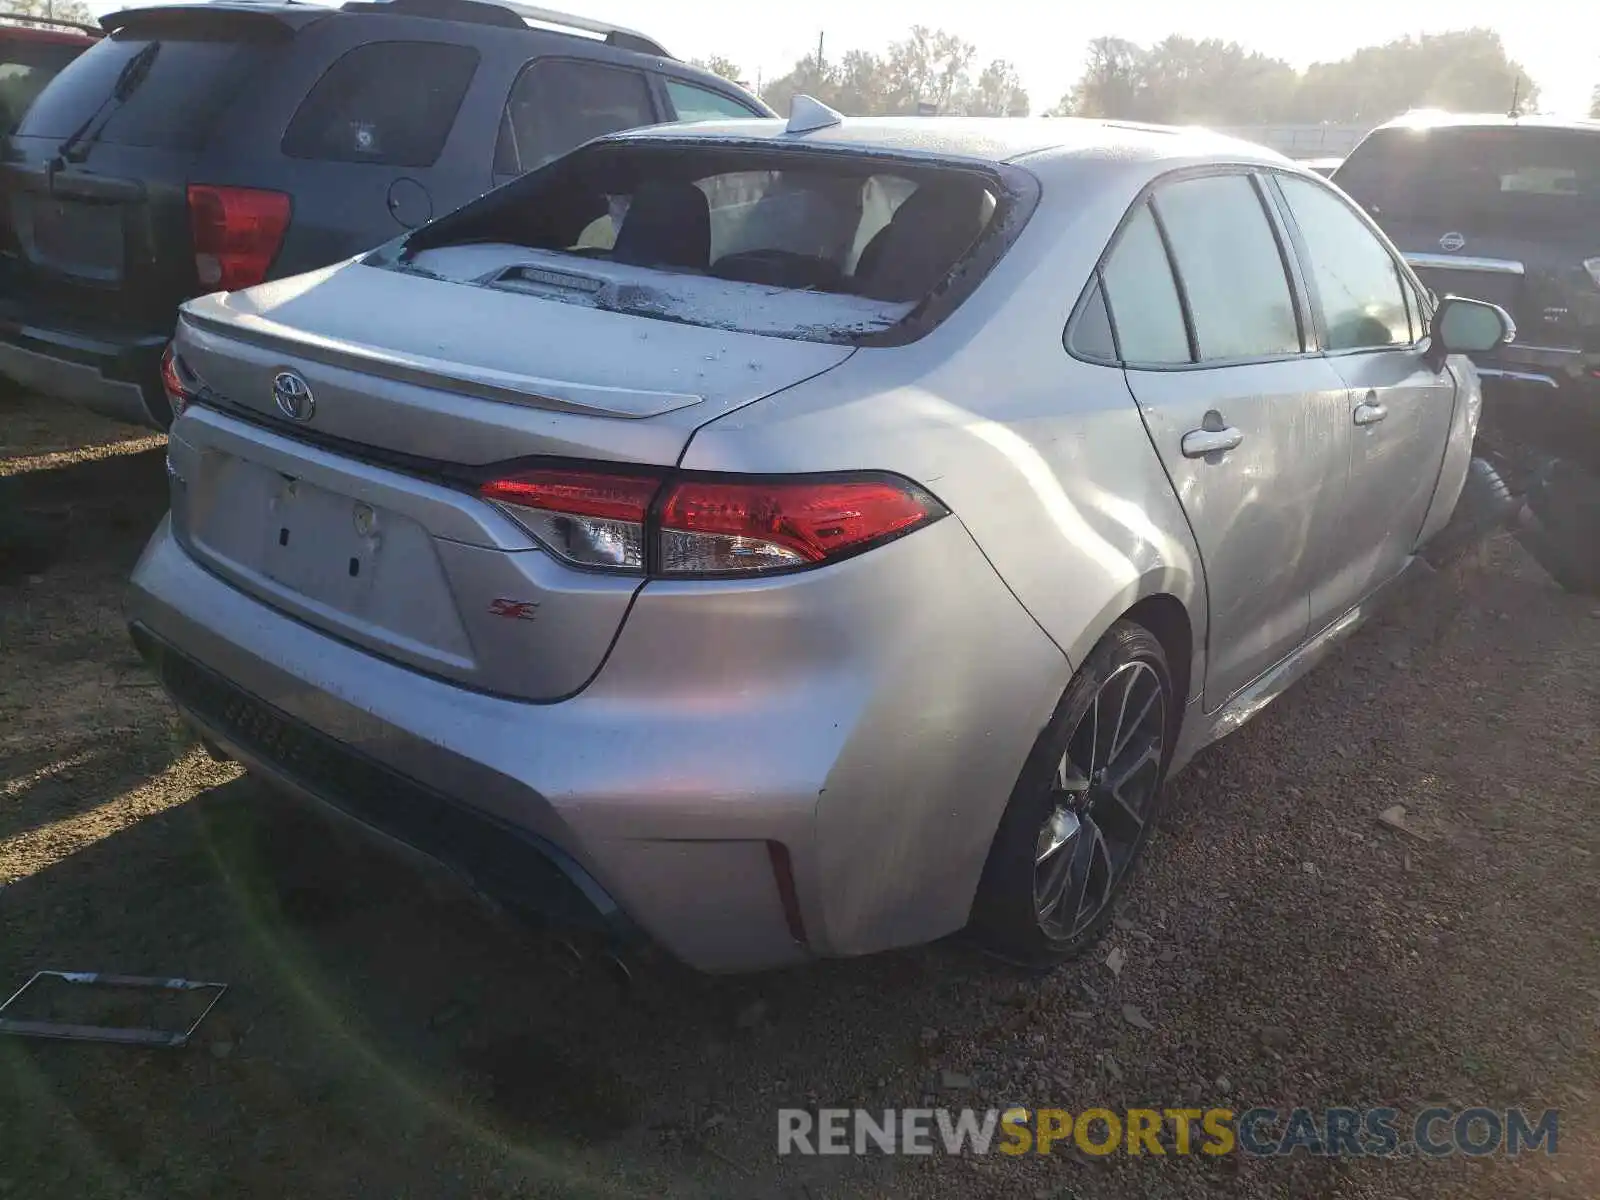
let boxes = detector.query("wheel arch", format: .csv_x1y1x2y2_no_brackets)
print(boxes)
1066,565,1204,718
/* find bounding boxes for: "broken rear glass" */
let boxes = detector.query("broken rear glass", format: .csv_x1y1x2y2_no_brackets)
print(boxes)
378,141,1024,344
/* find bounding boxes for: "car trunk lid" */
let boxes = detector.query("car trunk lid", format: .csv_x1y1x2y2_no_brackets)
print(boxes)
166,255,857,699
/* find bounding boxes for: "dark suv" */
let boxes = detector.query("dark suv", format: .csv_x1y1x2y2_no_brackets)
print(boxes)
0,0,770,428
1334,114,1600,458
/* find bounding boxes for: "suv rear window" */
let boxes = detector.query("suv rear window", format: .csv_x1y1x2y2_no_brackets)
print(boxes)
16,26,271,150
283,41,479,168
1337,126,1600,228
391,143,1027,344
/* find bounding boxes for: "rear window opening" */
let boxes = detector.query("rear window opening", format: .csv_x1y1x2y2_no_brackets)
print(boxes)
383,142,1032,344
1337,126,1600,228
15,20,281,151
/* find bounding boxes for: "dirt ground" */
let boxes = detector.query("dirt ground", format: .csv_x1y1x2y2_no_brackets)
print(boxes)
2,386,1598,1199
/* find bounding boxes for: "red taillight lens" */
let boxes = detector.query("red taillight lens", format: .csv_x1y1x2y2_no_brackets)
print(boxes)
186,184,291,292
480,467,946,576
658,476,943,574
159,342,195,419
481,470,661,570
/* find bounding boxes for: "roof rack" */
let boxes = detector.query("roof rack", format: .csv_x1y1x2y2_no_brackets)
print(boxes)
340,0,669,57
494,1,669,57
0,12,103,35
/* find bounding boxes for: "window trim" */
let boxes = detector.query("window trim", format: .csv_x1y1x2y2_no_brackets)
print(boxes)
1064,164,1318,373
280,39,480,168
1264,168,1432,359
492,54,661,181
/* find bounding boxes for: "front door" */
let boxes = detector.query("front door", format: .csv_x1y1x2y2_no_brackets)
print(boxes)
1104,175,1350,708
1272,173,1459,622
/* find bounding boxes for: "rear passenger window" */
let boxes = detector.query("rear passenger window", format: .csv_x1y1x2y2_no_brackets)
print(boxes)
494,59,655,177
1101,203,1191,365
282,42,478,168
665,78,758,122
1154,174,1300,361
1276,175,1411,351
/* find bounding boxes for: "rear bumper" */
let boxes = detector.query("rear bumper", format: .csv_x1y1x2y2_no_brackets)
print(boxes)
128,513,1068,972
0,299,170,428
131,624,639,941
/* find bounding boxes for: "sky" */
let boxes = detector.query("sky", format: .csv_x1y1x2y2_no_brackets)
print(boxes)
85,0,1600,116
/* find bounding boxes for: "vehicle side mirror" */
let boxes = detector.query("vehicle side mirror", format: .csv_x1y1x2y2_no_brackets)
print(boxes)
1429,295,1515,362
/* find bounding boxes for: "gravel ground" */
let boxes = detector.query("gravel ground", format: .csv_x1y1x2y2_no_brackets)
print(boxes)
2,387,1598,1199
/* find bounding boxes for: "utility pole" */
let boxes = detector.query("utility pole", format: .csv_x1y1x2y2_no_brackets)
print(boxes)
816,31,824,70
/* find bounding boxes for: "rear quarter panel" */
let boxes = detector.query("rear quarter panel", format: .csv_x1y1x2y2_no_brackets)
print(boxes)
679,153,1209,693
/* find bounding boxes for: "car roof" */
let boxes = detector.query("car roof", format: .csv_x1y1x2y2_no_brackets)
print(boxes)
608,115,1291,168
1370,110,1600,136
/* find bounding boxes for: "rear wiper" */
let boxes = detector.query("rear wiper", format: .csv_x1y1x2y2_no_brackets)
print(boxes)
54,41,161,167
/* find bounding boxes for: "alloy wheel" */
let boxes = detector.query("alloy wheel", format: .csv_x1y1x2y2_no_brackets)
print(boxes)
1032,659,1168,940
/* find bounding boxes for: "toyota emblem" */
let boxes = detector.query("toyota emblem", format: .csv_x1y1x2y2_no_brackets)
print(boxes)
272,371,315,422
1438,231,1466,253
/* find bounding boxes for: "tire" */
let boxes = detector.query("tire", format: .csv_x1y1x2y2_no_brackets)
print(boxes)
971,620,1175,969
1516,457,1600,597
1421,456,1516,570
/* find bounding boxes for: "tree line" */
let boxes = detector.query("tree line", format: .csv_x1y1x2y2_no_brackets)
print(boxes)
701,27,1577,126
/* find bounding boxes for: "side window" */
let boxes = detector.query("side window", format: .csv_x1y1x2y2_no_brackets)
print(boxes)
1153,174,1301,361
1100,203,1191,365
494,59,655,177
1067,278,1117,362
664,78,758,122
1276,174,1411,352
282,42,478,167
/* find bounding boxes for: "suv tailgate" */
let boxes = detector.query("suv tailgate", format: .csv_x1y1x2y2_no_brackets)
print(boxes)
1,9,301,332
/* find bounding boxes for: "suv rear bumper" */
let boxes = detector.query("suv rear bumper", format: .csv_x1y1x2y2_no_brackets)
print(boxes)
0,298,169,428
128,511,1068,972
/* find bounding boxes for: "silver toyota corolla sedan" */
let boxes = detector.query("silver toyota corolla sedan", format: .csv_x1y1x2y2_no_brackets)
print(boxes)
129,109,1511,973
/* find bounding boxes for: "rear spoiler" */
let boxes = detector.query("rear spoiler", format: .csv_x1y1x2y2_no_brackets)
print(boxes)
99,2,333,34
2,13,103,36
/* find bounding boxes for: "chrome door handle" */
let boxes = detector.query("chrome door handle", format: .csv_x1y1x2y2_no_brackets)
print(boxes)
1180,426,1244,458
1353,401,1388,426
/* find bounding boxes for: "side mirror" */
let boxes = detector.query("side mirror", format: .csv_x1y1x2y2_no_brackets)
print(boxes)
1430,295,1515,359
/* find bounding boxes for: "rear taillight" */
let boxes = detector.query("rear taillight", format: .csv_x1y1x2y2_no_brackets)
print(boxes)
186,184,291,292
480,468,946,577
159,343,196,420
482,470,660,571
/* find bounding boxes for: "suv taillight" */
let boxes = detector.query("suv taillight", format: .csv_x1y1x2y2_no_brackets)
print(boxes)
186,184,291,292
481,468,947,577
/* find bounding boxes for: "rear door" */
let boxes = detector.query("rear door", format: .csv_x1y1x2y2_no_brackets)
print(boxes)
1272,171,1458,620
1,10,293,333
1107,173,1351,708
